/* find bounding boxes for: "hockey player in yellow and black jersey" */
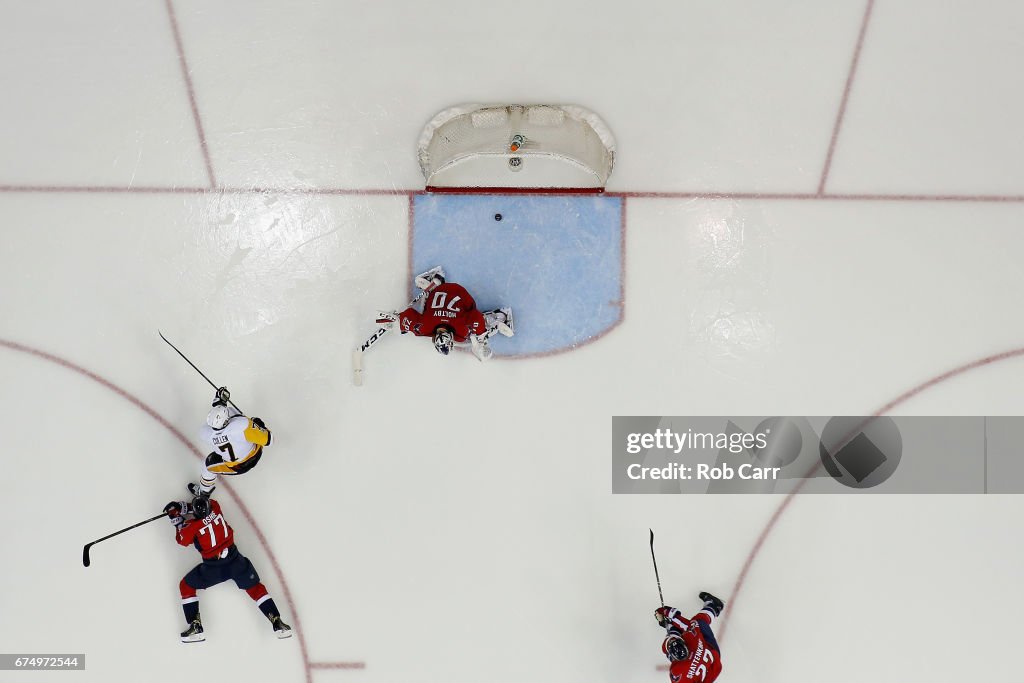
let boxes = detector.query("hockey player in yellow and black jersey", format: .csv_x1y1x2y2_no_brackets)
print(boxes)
188,387,272,498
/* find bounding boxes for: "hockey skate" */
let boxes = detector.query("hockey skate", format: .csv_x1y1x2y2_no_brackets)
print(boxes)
187,482,215,499
270,614,293,639
414,266,446,291
180,618,205,643
494,307,514,337
480,308,515,339
699,591,725,617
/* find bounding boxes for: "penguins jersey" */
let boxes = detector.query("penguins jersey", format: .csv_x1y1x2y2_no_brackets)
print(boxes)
199,410,271,475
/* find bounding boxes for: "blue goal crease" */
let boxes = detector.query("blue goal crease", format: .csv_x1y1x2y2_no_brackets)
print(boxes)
411,194,623,357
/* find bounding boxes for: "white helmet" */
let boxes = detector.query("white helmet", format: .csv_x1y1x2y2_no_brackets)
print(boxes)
433,327,455,356
207,404,232,430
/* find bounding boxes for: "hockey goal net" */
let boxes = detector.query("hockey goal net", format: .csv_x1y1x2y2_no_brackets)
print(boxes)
417,104,616,193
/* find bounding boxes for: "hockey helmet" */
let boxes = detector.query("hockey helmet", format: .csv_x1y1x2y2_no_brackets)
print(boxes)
433,327,454,356
664,634,690,662
207,404,232,430
191,495,211,519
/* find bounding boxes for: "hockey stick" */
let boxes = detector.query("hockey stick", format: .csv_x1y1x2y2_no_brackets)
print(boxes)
650,529,665,608
158,331,243,413
352,269,443,386
82,513,167,567
352,324,390,386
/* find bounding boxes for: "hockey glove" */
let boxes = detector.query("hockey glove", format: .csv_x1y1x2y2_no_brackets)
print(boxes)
655,606,682,629
214,386,230,405
164,500,190,529
251,416,272,445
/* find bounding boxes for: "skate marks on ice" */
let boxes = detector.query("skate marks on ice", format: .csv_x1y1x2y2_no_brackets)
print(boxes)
410,193,624,356
0,338,365,681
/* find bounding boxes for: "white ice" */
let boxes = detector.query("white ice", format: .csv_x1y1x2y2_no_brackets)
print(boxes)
1,1,1023,682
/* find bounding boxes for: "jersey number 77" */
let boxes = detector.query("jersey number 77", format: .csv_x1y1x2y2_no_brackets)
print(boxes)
197,513,228,549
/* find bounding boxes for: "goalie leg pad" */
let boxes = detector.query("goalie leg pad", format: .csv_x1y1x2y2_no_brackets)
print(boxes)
496,307,514,337
470,334,493,362
484,308,515,337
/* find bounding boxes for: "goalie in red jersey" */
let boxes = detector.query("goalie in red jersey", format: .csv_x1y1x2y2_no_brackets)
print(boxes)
163,496,292,643
654,592,725,683
377,266,514,361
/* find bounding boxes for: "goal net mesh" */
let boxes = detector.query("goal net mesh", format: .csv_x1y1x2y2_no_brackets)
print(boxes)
417,104,616,192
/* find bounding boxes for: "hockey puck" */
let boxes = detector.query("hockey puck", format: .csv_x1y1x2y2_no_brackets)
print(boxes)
494,213,503,221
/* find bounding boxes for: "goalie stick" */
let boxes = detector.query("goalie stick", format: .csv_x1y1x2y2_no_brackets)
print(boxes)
82,512,167,567
352,267,444,386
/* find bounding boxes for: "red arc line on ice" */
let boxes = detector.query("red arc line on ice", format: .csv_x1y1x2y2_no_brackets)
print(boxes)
0,338,364,682
717,345,1024,642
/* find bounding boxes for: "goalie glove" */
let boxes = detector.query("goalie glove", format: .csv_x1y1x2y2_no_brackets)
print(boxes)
414,266,446,291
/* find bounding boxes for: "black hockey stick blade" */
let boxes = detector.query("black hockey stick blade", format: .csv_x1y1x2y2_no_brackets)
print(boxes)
158,331,243,413
82,512,167,568
650,528,665,607
158,330,218,389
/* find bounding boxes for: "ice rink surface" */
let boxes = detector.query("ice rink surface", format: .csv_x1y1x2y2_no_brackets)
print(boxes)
2,1,1024,681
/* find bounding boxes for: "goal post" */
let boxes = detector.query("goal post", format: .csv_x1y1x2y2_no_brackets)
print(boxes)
417,104,616,193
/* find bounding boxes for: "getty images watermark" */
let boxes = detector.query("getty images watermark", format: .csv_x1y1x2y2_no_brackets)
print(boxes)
625,429,777,482
612,416,1024,494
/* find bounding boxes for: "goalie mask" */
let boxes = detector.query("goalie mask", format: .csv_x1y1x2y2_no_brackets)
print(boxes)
664,634,690,662
207,404,232,430
433,327,454,356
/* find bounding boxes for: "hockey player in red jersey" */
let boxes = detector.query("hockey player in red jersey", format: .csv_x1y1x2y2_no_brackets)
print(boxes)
164,496,292,643
654,592,725,683
377,267,514,361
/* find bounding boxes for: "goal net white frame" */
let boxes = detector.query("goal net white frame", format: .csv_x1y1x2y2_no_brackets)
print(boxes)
416,104,616,193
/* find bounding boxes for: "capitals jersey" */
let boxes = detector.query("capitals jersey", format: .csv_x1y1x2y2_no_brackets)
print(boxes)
199,408,271,475
176,499,235,560
399,282,486,343
663,612,722,683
